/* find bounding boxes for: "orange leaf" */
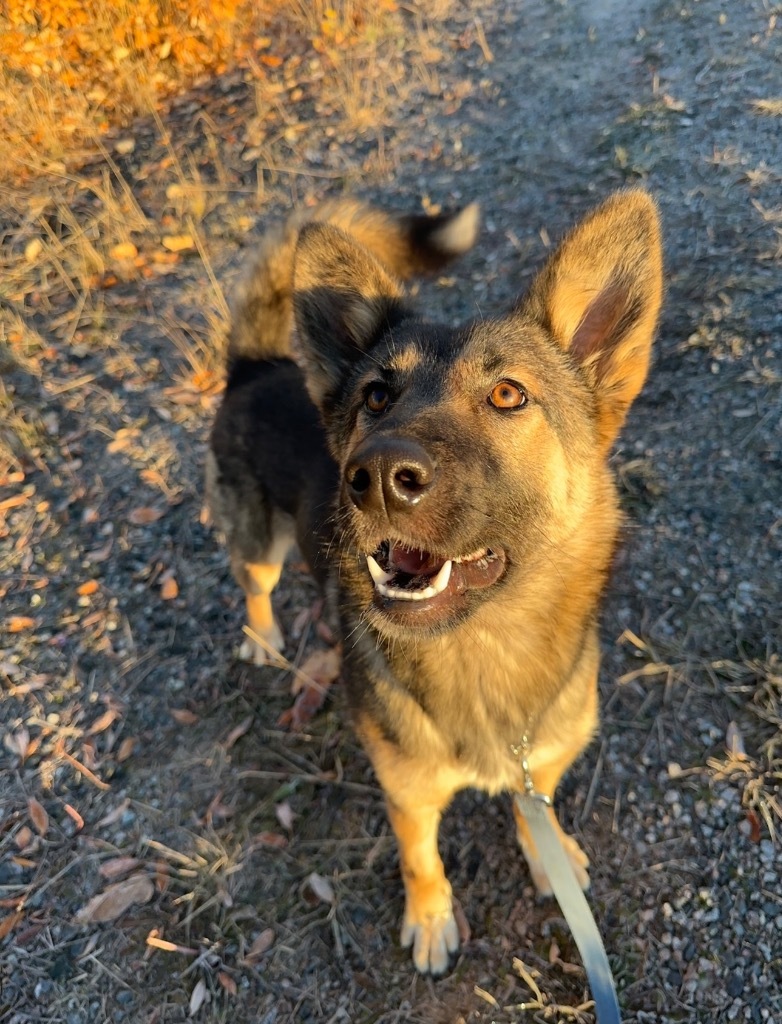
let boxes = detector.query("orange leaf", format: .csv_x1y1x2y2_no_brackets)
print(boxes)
161,234,194,252
260,53,283,67
15,825,33,850
117,737,135,762
128,506,165,525
160,576,178,600
0,912,23,941
64,804,85,830
77,580,100,596
170,708,198,725
28,797,49,837
87,708,119,734
109,241,138,261
6,616,36,633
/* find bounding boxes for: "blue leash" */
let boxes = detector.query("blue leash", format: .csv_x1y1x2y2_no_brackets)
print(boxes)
514,791,621,1024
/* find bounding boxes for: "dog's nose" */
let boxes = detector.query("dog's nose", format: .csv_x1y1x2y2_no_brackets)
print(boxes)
346,437,435,514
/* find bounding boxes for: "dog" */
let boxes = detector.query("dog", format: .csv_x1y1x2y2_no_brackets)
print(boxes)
207,191,663,975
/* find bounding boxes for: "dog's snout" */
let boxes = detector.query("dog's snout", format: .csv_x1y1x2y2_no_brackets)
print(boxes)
346,438,435,514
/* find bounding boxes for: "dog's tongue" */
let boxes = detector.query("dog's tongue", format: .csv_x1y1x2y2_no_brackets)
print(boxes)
388,545,442,576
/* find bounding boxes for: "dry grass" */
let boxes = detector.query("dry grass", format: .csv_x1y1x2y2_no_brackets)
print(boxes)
0,0,266,181
751,97,782,116
0,0,453,454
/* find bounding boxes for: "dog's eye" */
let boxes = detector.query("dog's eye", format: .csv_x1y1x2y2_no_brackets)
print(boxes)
488,381,527,410
365,385,390,414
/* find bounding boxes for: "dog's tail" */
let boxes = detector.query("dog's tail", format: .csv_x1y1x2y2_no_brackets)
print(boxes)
226,198,479,367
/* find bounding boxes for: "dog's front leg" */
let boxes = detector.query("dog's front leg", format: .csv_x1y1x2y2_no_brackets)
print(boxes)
385,798,459,975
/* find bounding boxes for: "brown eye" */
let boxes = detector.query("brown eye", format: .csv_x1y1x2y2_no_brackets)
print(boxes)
488,381,527,410
365,385,390,414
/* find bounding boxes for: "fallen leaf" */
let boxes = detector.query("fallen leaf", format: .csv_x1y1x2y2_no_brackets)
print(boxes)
224,715,253,750
171,708,198,725
96,797,130,829
24,239,43,262
64,804,85,830
110,241,138,261
296,647,341,690
242,927,274,965
15,825,34,850
250,831,287,850
86,538,113,563
6,616,37,633
307,871,335,905
146,930,198,955
275,801,296,832
162,234,195,253
88,708,120,735
279,646,341,729
128,506,165,525
28,798,48,837
189,977,209,1016
74,873,154,924
99,857,141,881
11,856,37,868
154,860,170,894
77,580,100,596
218,971,237,996
117,737,135,762
160,576,179,600
0,911,23,940
4,727,31,760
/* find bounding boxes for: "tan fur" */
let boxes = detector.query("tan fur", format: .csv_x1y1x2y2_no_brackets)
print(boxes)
211,188,663,975
228,198,479,363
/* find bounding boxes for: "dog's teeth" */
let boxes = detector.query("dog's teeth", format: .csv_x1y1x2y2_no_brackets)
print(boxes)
373,559,454,602
430,559,452,594
367,554,393,587
455,548,486,564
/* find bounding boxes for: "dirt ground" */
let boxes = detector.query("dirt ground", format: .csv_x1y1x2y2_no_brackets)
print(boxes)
1,0,780,1022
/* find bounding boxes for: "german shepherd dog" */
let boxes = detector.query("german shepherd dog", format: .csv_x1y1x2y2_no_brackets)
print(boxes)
207,192,663,974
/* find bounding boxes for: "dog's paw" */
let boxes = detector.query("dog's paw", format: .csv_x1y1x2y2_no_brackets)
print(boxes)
400,902,460,975
522,832,590,896
238,629,284,666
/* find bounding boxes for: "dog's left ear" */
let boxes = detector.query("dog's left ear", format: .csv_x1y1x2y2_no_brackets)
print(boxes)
526,190,663,449
293,223,406,411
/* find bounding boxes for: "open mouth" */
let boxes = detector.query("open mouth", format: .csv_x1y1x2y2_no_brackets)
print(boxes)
365,541,506,617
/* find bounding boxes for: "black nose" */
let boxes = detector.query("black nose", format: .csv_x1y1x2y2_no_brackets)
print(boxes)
346,437,435,514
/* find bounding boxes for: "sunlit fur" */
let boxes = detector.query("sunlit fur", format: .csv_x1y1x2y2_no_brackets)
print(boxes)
208,191,663,975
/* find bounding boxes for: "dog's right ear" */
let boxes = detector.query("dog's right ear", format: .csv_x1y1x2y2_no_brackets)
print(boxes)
293,223,406,410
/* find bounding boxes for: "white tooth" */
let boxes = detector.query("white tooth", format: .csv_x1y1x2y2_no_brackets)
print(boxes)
367,554,393,587
430,560,453,594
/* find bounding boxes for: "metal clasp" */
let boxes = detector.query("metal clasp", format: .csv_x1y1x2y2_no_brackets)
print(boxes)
510,735,551,806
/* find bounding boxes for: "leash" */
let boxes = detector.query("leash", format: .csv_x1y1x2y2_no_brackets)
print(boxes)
512,743,621,1023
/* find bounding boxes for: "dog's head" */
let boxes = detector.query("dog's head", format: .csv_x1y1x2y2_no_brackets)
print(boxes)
293,191,663,639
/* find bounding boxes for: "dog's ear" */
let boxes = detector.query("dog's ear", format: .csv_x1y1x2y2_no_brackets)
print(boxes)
293,223,406,410
526,190,663,449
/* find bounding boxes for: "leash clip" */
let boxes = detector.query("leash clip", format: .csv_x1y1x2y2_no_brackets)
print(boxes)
510,736,551,804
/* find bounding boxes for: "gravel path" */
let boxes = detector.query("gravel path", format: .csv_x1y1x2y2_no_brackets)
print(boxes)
1,0,779,1021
